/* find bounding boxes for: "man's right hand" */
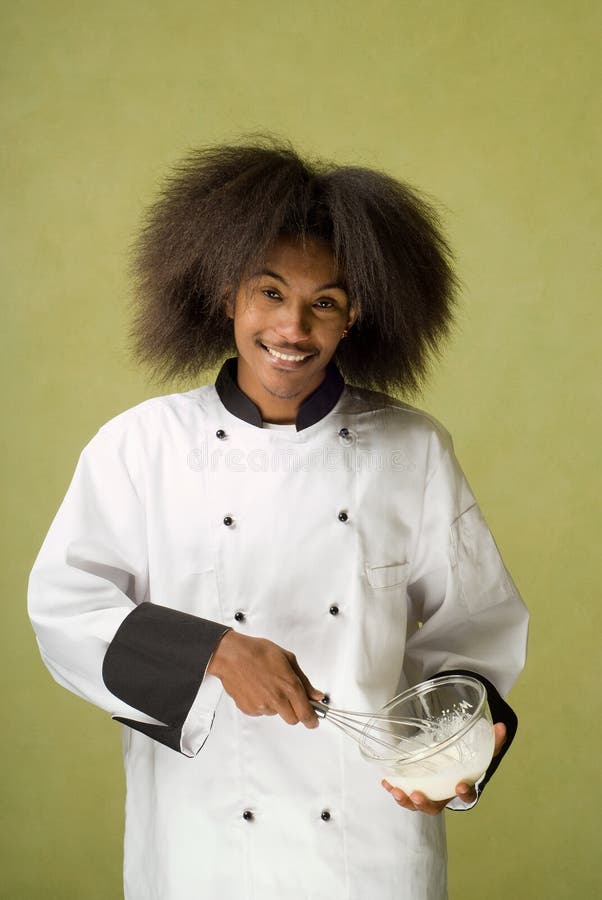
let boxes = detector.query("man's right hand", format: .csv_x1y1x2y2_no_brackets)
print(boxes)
206,630,323,728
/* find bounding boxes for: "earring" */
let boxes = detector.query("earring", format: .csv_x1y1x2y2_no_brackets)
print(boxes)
341,328,349,339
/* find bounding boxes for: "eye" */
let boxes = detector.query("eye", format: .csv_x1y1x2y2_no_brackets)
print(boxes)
262,288,282,300
314,298,336,310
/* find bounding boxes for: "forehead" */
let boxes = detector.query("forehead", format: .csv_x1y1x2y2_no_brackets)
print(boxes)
260,236,344,284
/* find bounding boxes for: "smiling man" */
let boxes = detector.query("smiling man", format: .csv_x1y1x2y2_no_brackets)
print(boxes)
28,138,528,900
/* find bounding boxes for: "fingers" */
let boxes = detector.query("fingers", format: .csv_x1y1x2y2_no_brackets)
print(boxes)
285,650,324,728
284,651,322,728
381,780,448,816
382,778,479,814
244,670,317,728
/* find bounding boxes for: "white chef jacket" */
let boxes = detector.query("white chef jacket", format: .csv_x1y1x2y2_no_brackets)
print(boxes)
28,359,529,900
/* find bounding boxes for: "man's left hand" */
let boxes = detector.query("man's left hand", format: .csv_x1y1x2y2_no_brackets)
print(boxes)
382,722,507,815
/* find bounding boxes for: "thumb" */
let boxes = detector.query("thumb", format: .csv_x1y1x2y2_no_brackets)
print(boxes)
307,685,327,702
492,722,507,757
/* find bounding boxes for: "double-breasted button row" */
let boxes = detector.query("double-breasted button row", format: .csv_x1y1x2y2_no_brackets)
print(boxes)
217,424,352,446
218,425,351,440
219,426,352,442
224,512,350,525
242,809,332,822
233,604,339,622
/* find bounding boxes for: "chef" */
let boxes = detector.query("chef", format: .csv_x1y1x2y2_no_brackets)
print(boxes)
28,139,529,900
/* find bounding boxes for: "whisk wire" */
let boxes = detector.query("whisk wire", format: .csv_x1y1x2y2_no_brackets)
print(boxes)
311,701,437,759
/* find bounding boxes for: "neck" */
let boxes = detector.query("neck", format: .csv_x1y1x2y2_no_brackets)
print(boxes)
256,397,302,425
236,360,326,425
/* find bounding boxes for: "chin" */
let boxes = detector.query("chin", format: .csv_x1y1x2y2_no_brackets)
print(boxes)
261,378,305,401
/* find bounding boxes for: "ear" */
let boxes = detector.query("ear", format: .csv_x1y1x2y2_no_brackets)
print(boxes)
347,306,358,329
224,291,235,320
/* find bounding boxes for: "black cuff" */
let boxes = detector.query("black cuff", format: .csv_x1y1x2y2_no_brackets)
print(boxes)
431,669,518,796
102,602,230,753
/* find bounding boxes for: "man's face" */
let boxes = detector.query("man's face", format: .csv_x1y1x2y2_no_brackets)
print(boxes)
228,236,356,422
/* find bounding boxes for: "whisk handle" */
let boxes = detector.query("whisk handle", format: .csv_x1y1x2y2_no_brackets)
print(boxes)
310,700,329,719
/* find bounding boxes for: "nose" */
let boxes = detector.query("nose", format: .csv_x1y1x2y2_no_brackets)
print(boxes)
274,301,312,343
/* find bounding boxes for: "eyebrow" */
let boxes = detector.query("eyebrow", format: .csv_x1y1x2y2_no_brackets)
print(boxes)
253,269,348,294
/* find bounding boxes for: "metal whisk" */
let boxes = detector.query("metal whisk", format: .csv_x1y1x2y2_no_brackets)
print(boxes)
311,699,437,762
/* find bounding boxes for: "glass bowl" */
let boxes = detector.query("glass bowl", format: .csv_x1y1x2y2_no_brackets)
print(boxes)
358,675,495,801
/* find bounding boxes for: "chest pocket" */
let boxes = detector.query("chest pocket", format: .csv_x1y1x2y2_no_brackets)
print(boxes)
366,561,410,589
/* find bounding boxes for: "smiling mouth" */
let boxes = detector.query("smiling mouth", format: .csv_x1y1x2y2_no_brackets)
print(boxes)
260,343,315,363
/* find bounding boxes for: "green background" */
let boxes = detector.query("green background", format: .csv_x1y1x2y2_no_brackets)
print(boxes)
2,1,600,897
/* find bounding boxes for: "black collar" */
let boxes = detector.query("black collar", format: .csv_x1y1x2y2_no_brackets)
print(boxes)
214,357,345,431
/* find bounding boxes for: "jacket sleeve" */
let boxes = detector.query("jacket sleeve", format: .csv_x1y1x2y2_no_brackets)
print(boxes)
403,429,529,804
27,417,229,756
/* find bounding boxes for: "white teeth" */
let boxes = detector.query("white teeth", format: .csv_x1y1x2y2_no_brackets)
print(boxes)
265,346,309,362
